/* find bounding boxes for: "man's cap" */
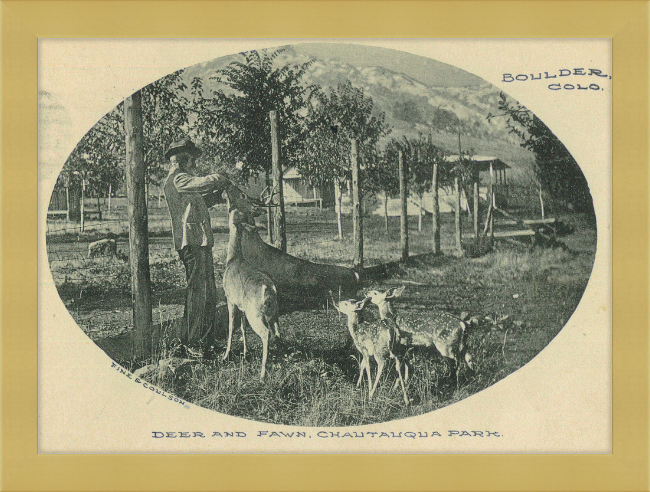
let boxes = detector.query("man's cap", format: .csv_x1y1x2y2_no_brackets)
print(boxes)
165,137,202,160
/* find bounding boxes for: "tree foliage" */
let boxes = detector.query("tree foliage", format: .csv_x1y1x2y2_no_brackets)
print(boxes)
488,92,594,214
62,70,191,195
61,105,125,195
141,71,190,185
375,135,448,197
298,80,391,189
203,49,316,180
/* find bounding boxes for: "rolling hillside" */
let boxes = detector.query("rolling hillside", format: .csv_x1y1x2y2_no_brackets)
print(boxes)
181,45,537,182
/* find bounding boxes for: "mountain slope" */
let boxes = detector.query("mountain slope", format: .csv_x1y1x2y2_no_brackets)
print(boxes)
182,45,536,181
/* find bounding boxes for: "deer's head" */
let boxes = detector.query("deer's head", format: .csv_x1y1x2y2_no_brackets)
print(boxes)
329,291,371,318
365,286,405,317
223,184,278,225
228,209,254,229
366,286,405,305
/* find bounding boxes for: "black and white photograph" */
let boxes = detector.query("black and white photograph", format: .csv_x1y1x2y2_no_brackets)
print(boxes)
38,39,611,454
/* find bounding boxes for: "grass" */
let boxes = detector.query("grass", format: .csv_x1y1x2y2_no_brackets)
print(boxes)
134,238,594,426
48,207,597,426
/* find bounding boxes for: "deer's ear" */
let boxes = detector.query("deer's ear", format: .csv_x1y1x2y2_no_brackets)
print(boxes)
355,298,370,311
328,291,340,312
391,286,406,298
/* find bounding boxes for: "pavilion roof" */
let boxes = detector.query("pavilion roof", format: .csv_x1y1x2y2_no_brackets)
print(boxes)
444,155,511,172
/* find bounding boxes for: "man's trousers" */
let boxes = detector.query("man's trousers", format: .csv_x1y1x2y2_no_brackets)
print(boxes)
177,246,217,347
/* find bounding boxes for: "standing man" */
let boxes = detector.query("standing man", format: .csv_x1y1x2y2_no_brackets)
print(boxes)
163,137,230,357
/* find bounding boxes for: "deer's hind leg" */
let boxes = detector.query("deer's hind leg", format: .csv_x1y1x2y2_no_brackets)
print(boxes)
247,314,271,380
391,352,409,405
357,354,371,392
239,313,248,358
370,355,386,399
356,358,365,388
223,301,239,361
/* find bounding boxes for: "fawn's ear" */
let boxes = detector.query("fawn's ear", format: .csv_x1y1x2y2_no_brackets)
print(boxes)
354,297,371,311
388,286,406,299
328,291,340,312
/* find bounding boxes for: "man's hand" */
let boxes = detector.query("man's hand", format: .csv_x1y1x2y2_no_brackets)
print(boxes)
210,174,235,189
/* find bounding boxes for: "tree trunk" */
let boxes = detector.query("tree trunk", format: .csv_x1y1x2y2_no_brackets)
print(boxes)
351,139,363,269
473,170,479,239
432,162,440,254
455,175,462,251
539,184,545,220
65,186,70,221
125,90,152,360
489,162,494,238
108,183,112,214
418,194,423,232
265,171,273,243
335,178,343,240
80,178,85,232
96,195,102,221
384,192,389,235
399,151,408,262
270,111,287,252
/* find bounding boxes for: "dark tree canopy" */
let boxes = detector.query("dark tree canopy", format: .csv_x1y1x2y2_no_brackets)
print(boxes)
298,80,391,188
488,92,594,215
203,49,316,180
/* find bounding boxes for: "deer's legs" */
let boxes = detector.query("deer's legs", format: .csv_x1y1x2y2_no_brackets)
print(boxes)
356,356,367,387
249,315,270,380
452,358,461,388
364,355,372,397
392,353,409,405
392,360,409,390
223,301,238,361
370,356,386,399
240,314,247,358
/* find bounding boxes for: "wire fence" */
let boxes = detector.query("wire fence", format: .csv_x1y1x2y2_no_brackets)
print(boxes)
45,203,336,340
46,188,553,341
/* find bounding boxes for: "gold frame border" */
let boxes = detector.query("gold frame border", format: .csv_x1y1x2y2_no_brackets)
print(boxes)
4,1,647,490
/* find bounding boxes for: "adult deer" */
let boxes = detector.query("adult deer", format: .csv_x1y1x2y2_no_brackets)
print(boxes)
365,286,475,387
222,185,359,303
330,293,409,405
222,189,280,380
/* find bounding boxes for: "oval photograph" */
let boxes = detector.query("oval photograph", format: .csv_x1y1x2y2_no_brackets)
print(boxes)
45,43,597,426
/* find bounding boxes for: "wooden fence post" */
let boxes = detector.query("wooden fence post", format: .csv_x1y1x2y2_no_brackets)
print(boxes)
399,150,409,261
334,178,343,240
65,185,71,221
80,177,85,232
432,159,440,254
265,171,273,243
473,170,479,239
455,174,462,251
270,111,286,252
125,90,152,360
489,162,495,238
351,138,363,269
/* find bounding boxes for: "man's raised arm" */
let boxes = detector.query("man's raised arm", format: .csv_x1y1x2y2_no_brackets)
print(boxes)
173,172,231,195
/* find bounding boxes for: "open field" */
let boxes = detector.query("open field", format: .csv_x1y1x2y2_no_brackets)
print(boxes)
46,207,596,426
